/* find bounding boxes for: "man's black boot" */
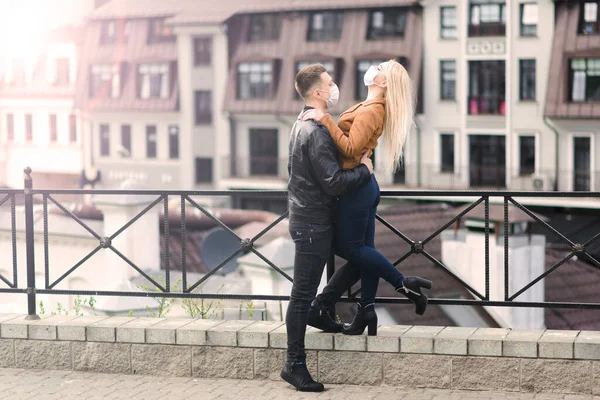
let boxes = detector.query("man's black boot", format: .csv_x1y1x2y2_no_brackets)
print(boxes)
307,298,344,333
280,361,324,392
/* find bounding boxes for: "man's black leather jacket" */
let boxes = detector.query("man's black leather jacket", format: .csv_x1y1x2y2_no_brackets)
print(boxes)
287,112,371,224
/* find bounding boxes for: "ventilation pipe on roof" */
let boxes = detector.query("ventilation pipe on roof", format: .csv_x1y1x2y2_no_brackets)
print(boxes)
543,116,560,191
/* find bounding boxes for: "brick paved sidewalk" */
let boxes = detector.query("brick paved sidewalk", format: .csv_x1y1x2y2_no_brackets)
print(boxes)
0,368,599,400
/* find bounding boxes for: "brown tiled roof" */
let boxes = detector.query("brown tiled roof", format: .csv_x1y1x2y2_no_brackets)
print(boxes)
223,7,423,115
545,1,600,118
75,18,178,112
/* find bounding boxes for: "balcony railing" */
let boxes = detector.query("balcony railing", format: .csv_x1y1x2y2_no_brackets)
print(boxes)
1,168,600,322
468,23,506,37
468,95,505,115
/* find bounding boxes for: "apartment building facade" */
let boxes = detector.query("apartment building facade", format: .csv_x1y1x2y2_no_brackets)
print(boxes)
419,0,557,190
76,1,229,191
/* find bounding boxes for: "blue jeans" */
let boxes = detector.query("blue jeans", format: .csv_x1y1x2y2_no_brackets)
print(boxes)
334,175,404,305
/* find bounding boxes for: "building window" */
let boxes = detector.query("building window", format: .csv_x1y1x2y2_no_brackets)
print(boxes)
99,124,110,156
441,6,457,39
25,114,32,142
295,60,335,99
519,59,536,101
249,128,278,176
579,1,600,35
100,20,130,45
49,114,57,142
237,62,272,99
307,12,344,42
169,125,179,159
440,60,456,100
468,61,506,115
148,18,175,43
440,133,455,173
54,58,70,86
356,60,386,100
69,115,77,143
570,58,600,101
195,158,213,183
469,2,506,37
519,136,535,176
90,64,121,98
520,3,538,36
193,37,212,66
138,64,170,99
120,125,131,158
195,91,212,124
367,8,407,40
248,14,282,42
573,136,591,191
6,114,14,141
146,125,157,158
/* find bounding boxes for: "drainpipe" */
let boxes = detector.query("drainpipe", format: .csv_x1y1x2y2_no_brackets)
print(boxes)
543,116,560,191
414,115,423,188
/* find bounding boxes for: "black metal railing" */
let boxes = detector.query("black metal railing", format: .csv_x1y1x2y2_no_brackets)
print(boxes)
1,168,600,321
468,23,506,37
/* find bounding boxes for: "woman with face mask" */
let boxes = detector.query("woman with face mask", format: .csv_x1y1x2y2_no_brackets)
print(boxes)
301,60,433,336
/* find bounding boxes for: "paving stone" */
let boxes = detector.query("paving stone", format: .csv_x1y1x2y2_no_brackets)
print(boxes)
253,349,318,381
131,344,191,377
206,320,255,347
521,359,591,394
401,326,444,354
305,327,334,350
334,332,366,351
575,331,600,360
87,317,136,342
468,328,510,356
28,315,79,341
318,351,383,385
503,329,545,358
145,318,192,344
383,354,451,388
452,357,520,392
57,316,110,341
72,342,131,374
433,327,477,355
367,325,410,353
192,346,254,379
237,321,283,348
176,319,224,346
116,318,161,343
14,340,71,370
538,330,580,359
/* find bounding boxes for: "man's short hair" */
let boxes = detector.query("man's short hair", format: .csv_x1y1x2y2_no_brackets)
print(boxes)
295,64,327,100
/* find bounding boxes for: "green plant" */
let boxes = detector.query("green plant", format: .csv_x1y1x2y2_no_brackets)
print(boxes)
73,296,86,316
137,275,181,318
245,301,256,320
53,302,68,316
39,301,45,315
128,310,133,317
182,284,224,319
88,296,97,315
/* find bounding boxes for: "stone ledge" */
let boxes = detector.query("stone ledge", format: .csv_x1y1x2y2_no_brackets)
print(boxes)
2,314,600,394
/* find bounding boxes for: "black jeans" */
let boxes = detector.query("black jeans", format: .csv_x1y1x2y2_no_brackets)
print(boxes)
286,219,333,363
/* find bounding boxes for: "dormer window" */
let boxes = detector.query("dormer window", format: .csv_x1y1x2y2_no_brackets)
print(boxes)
248,14,282,42
367,8,408,40
570,58,600,102
148,18,175,43
308,12,343,42
90,64,121,98
138,64,170,99
100,20,130,45
237,62,273,99
579,1,600,35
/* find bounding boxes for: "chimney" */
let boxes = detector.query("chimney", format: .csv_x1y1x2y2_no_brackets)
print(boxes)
441,203,546,329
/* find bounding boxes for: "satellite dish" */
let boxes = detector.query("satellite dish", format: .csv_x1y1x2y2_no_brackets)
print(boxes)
201,227,242,275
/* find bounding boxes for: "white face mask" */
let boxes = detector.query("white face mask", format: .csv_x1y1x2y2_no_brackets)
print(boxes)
318,84,339,108
363,65,385,87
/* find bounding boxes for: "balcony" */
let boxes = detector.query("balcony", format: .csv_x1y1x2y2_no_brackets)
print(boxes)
221,156,288,181
468,95,505,115
468,23,506,37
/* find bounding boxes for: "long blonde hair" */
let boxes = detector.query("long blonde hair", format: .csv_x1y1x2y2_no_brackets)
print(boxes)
379,60,415,176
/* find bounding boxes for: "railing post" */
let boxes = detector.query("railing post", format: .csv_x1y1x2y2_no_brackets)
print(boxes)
24,167,39,320
326,250,336,320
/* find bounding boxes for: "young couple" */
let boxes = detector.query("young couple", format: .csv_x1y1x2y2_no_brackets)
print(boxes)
282,60,433,392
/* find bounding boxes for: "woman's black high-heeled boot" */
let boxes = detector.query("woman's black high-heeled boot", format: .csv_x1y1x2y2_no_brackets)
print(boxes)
396,276,432,316
342,303,378,336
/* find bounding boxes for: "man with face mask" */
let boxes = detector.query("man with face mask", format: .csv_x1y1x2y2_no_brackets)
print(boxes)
282,64,373,392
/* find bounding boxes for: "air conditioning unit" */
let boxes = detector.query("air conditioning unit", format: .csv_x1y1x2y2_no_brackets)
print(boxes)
531,174,551,191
